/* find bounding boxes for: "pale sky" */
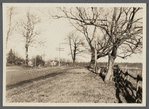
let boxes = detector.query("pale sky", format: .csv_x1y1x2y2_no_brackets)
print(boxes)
4,4,145,63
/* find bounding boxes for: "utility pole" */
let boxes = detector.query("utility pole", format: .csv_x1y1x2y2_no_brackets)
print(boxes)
56,43,64,67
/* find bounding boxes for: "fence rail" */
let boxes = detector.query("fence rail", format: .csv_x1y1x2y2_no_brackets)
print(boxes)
113,65,142,103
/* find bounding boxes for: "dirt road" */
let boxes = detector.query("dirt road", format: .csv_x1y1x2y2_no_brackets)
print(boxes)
6,68,118,103
6,67,69,86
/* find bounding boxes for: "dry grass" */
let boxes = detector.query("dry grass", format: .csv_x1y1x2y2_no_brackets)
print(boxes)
6,68,118,103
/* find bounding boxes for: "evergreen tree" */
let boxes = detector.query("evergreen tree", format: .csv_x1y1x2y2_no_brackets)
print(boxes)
7,49,15,64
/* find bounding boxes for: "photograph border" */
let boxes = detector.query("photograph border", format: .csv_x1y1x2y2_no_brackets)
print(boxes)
1,2,148,108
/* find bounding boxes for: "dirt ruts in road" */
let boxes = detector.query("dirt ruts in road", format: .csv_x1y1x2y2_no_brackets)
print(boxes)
6,67,72,90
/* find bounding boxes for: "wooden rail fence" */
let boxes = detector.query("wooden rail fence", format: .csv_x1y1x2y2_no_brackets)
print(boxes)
113,65,142,103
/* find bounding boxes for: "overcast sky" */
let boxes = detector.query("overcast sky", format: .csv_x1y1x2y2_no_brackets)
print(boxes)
3,4,145,63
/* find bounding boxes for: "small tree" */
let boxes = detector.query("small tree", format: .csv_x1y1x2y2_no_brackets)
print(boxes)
66,31,85,66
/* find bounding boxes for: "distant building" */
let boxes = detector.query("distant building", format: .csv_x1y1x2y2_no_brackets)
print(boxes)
51,60,57,66
28,61,33,66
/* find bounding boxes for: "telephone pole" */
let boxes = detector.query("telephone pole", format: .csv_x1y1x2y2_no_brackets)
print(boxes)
56,43,64,67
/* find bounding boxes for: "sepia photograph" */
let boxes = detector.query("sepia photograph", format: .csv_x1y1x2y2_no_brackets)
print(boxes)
3,3,146,106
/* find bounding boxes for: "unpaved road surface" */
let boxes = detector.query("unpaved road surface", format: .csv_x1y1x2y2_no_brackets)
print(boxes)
6,68,118,103
6,67,68,86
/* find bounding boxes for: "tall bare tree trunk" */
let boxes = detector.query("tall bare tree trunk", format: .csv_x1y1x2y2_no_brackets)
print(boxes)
6,38,8,49
25,44,28,65
6,7,14,50
105,46,117,82
73,59,75,66
89,51,95,69
105,54,115,82
72,45,77,66
94,40,98,73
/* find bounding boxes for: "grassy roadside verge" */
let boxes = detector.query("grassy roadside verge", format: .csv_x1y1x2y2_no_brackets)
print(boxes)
6,68,118,103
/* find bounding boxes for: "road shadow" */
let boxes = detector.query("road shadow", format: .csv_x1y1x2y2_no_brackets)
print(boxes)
6,69,69,90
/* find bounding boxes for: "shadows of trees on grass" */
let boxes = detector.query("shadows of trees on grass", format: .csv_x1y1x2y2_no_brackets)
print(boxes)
114,67,142,103
87,65,142,103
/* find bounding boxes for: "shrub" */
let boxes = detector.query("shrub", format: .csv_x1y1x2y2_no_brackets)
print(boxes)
32,55,45,67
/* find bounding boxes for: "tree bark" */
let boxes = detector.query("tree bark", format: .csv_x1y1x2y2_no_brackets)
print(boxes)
105,46,117,82
72,45,77,66
104,54,115,82
89,47,100,70
89,50,95,69
6,37,8,49
25,44,28,65
73,59,75,66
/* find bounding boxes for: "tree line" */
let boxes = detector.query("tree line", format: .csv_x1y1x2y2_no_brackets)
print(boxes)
7,49,45,67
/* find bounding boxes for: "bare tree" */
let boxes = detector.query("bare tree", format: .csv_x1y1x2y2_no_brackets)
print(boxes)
52,7,143,82
16,9,42,65
6,7,17,49
99,7,143,82
66,31,85,66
